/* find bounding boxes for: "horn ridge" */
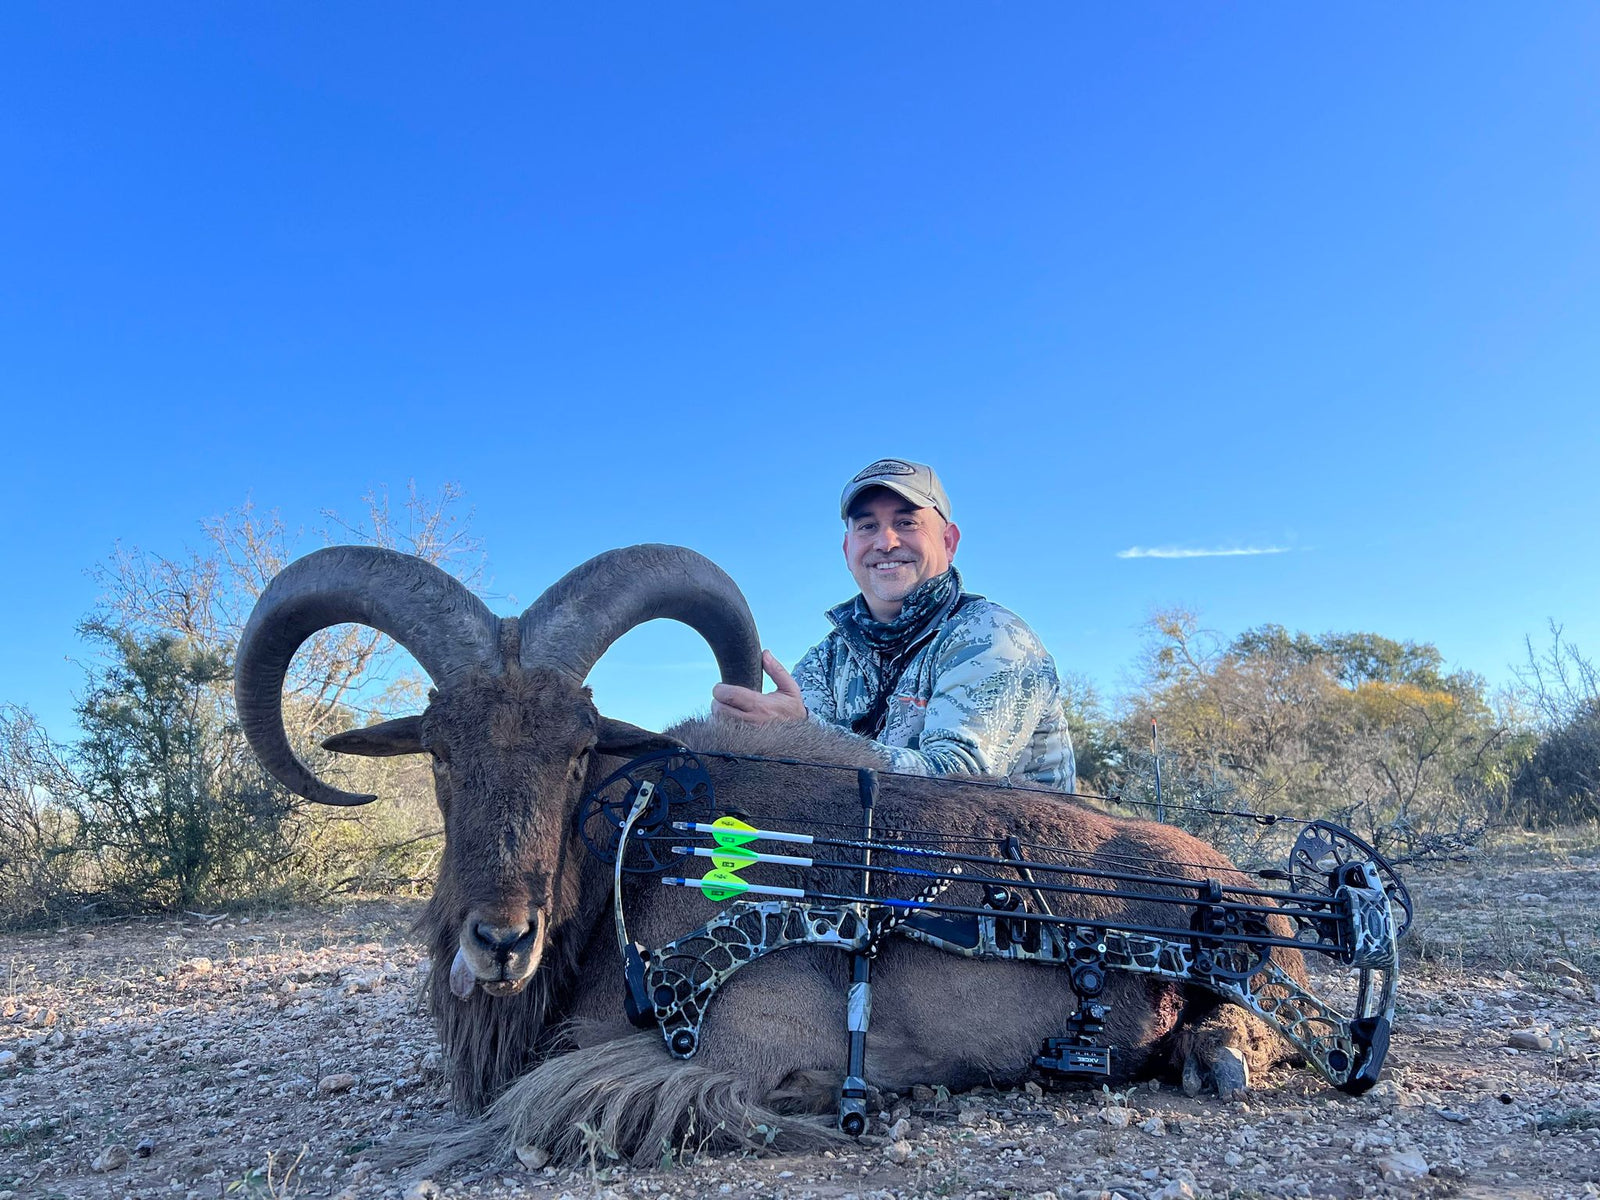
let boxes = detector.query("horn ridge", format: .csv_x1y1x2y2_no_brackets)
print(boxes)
234,545,499,806
518,544,761,690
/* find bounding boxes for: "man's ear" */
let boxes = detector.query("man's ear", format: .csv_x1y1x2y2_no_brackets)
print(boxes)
595,716,682,758
943,519,960,560
322,716,426,757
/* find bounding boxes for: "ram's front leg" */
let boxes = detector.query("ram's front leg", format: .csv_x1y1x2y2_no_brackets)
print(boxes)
1167,999,1287,1100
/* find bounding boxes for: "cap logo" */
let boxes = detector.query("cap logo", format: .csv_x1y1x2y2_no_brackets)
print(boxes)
852,459,916,482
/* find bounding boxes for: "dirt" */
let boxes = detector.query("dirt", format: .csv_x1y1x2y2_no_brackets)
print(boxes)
2,837,1598,1200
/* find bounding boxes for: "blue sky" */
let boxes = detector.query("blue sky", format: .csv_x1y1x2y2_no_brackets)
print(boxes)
3,3,1596,736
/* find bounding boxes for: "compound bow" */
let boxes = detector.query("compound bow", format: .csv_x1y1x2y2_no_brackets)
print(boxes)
580,749,1408,1136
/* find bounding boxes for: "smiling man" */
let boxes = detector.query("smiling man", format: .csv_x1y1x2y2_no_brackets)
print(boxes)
711,458,1076,789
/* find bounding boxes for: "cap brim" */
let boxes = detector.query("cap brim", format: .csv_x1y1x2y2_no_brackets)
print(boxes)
841,479,941,519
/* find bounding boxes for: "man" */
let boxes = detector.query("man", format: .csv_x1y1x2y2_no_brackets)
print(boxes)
712,458,1075,789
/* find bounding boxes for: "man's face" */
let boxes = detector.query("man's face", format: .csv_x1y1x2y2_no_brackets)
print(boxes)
843,488,961,622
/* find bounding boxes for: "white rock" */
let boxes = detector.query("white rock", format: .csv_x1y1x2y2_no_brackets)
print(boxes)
403,1181,439,1200
1508,1030,1553,1051
1152,1183,1196,1200
1375,1149,1429,1183
884,1139,914,1164
0,1051,15,1068
1139,1116,1166,1136
318,1072,357,1094
91,1144,130,1172
1099,1107,1133,1129
514,1144,550,1170
886,1117,911,1141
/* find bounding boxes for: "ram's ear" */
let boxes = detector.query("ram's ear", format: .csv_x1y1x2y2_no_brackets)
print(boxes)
595,716,682,758
322,716,426,757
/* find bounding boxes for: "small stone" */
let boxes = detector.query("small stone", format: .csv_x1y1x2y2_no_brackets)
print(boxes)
91,1144,130,1172
403,1181,439,1200
318,1072,357,1094
1028,1191,1059,1200
1223,1150,1245,1167
135,1136,154,1158
886,1117,911,1141
0,1051,15,1068
1546,956,1587,982
910,1083,937,1102
1375,1150,1429,1183
181,957,214,975
1508,1030,1553,1051
1368,1078,1403,1104
1152,1184,1196,1200
1437,1108,1470,1124
1138,1116,1166,1136
1099,1107,1133,1129
514,1144,550,1170
884,1139,914,1164
957,1109,985,1126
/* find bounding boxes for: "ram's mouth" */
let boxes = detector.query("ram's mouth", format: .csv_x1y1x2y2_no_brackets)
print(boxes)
479,977,528,997
449,945,540,999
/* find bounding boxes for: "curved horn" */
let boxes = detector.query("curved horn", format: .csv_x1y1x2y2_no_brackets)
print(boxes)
518,544,761,689
235,546,500,806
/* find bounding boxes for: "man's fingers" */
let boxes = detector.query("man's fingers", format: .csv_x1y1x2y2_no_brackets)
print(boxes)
762,650,802,697
711,683,763,713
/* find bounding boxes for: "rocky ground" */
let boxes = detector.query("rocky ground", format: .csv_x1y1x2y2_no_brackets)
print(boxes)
2,833,1597,1200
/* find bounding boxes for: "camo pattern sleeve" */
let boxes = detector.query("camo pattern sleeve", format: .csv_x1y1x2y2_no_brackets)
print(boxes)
880,602,1075,788
791,639,841,724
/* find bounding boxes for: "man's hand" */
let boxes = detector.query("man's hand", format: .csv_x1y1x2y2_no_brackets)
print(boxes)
711,650,808,724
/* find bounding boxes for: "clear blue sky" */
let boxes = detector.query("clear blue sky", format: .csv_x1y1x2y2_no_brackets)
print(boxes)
3,3,1596,737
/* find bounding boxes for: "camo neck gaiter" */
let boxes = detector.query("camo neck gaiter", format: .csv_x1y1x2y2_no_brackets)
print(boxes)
831,567,965,739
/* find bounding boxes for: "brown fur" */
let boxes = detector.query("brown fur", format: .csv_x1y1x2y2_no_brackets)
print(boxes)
379,669,1303,1166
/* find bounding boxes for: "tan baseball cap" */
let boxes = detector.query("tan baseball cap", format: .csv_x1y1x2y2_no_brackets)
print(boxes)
840,458,951,522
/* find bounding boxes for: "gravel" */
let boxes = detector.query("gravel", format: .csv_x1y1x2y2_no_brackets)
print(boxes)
2,840,1598,1199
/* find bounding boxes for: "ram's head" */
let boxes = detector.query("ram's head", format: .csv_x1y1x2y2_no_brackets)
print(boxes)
234,544,760,995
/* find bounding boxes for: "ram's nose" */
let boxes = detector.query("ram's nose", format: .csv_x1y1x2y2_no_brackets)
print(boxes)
470,919,536,961
454,908,546,998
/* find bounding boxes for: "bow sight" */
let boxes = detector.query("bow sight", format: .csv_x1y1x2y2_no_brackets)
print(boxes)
580,749,1409,1137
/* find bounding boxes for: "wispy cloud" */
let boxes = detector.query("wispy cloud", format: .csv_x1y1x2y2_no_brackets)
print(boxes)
1116,545,1293,560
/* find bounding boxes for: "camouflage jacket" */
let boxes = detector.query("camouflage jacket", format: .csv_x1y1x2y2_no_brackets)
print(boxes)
791,586,1076,790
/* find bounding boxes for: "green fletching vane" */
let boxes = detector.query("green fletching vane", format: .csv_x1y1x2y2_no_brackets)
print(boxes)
711,847,758,871
699,868,749,901
710,815,758,850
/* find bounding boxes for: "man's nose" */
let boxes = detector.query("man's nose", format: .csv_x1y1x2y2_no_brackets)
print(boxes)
873,526,901,550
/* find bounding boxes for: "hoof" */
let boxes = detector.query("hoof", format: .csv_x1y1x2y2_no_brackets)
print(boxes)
1182,1044,1250,1101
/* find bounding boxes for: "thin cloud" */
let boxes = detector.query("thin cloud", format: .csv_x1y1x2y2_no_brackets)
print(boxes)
1116,545,1293,560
